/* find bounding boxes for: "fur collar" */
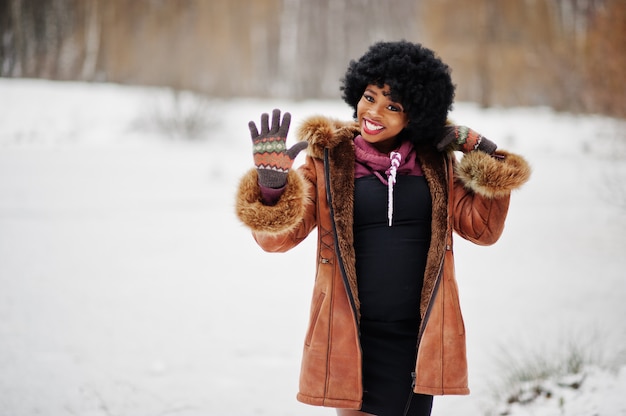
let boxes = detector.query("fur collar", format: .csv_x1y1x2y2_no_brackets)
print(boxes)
296,116,360,159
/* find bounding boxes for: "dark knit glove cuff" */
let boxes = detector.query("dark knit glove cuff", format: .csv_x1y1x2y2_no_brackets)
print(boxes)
257,168,288,189
474,136,498,154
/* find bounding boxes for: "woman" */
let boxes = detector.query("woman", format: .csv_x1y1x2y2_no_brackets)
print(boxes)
236,41,531,416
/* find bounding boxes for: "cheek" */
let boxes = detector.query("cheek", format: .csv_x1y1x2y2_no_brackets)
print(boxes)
400,115,409,128
356,100,366,118
392,115,409,130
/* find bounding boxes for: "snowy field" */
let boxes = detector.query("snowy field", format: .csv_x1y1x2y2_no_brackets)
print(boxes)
1,78,625,416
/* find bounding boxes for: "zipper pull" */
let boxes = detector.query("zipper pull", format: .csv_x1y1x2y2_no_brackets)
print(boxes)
403,372,418,416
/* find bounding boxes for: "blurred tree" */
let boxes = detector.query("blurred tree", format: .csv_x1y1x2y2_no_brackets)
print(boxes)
277,0,420,99
418,0,624,117
583,0,625,118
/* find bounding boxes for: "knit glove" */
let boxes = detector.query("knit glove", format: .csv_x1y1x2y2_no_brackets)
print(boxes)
437,125,498,155
249,109,308,189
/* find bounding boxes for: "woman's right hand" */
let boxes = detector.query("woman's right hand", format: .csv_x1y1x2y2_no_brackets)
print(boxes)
249,109,308,188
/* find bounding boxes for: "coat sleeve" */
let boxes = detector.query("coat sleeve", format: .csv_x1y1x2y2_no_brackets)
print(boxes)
452,150,531,245
235,157,318,252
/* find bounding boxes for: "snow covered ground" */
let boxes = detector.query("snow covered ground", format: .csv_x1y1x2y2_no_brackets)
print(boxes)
1,78,625,416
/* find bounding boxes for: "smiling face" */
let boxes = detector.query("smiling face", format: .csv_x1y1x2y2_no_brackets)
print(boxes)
356,84,409,153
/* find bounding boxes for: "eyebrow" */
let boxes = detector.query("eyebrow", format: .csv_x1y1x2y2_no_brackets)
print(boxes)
364,87,404,110
365,87,393,97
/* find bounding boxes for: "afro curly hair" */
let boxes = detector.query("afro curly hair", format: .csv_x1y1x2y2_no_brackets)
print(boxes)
340,40,455,145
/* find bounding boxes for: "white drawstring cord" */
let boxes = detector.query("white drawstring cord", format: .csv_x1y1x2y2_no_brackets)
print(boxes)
388,151,401,226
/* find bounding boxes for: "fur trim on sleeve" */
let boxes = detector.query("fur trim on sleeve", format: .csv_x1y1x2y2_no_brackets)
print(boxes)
235,168,310,235
455,150,531,198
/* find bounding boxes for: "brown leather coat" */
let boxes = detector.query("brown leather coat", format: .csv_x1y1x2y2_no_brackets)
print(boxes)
235,116,531,409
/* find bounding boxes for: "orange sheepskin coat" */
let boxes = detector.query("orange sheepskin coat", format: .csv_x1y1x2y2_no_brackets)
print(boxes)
235,116,531,409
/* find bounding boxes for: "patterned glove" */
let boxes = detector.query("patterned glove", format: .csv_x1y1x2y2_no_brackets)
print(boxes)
437,125,498,155
249,109,308,188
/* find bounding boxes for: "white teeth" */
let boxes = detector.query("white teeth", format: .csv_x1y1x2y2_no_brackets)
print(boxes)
365,120,383,131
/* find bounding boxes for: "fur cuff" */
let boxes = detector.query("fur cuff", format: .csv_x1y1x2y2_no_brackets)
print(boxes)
235,168,310,234
455,150,531,198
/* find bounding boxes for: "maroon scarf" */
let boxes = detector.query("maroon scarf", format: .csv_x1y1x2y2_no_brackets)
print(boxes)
353,135,423,226
354,135,422,184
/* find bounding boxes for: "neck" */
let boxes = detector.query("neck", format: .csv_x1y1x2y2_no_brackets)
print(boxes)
372,138,398,154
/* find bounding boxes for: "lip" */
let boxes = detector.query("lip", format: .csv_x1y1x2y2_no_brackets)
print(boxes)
362,118,385,135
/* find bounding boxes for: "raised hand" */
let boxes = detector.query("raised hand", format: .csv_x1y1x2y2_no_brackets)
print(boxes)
249,109,308,188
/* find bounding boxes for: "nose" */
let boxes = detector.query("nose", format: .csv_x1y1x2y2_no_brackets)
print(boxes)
367,103,383,119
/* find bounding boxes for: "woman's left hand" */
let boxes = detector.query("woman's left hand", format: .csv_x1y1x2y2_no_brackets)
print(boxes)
436,125,497,154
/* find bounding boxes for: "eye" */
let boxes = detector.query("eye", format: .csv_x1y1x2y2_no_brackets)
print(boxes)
362,93,374,103
387,103,405,112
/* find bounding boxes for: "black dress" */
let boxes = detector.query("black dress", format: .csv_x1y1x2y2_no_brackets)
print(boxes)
353,174,434,416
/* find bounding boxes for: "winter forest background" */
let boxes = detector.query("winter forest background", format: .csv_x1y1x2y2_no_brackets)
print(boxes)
1,0,625,117
2,1,626,416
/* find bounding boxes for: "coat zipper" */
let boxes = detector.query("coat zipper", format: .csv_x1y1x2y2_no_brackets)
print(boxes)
402,372,417,416
415,254,445,350
323,148,360,330
405,152,449,412
416,154,451,352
